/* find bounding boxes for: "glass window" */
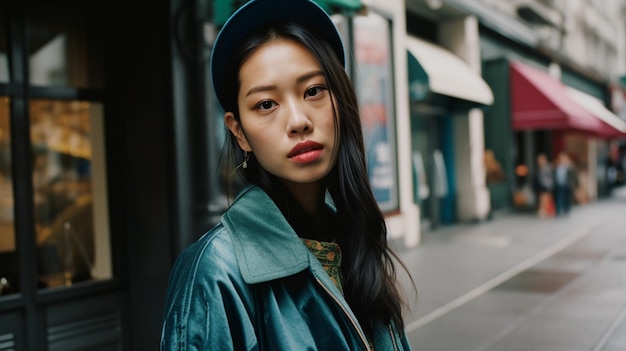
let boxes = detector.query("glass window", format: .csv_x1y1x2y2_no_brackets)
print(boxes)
0,9,8,83
0,97,17,296
26,6,102,88
31,99,111,289
354,13,399,212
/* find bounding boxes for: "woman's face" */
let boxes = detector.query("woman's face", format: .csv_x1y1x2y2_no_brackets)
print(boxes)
225,38,338,189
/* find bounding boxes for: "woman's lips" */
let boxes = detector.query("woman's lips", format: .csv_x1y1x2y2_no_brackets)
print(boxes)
288,140,323,163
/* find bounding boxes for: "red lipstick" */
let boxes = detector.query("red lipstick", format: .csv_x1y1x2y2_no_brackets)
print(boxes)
288,140,323,163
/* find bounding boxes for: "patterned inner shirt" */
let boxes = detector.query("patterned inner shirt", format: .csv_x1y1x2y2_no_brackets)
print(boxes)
301,238,344,295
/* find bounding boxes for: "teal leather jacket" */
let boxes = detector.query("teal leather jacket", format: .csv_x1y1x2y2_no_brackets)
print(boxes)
160,185,412,350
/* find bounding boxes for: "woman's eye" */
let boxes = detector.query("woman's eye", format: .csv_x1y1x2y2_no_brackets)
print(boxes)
305,86,324,98
257,100,276,110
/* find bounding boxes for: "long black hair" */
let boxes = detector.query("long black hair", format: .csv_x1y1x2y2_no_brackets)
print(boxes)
219,22,410,333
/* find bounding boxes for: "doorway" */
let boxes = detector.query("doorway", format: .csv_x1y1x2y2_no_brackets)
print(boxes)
410,106,452,230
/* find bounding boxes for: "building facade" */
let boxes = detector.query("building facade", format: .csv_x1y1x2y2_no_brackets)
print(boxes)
428,0,626,211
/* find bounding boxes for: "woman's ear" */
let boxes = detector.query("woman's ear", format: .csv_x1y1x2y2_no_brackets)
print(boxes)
225,112,251,151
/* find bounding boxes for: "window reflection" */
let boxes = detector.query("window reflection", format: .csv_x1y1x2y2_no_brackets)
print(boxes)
31,99,111,289
26,6,102,88
0,97,17,296
0,9,8,82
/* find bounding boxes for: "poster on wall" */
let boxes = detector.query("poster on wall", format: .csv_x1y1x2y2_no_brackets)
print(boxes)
354,13,398,212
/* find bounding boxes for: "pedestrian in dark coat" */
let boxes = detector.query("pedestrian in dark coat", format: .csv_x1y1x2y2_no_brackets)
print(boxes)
553,152,578,216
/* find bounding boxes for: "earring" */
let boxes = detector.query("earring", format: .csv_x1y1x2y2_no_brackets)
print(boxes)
233,150,249,174
242,150,249,169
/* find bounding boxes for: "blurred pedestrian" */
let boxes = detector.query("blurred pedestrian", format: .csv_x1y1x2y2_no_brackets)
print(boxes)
532,153,554,217
484,149,506,184
160,0,413,350
553,152,578,216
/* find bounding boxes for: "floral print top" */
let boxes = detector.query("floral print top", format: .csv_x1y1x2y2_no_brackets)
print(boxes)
301,238,344,295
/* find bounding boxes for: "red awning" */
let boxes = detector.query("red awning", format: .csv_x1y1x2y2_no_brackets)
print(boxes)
510,61,602,132
597,121,626,139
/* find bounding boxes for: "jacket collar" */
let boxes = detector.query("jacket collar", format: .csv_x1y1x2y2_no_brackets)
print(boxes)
222,186,395,347
221,185,312,284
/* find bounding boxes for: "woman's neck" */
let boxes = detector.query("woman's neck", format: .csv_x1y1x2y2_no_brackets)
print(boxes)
282,181,325,217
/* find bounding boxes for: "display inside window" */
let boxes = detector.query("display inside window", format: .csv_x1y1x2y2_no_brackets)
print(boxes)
0,96,17,296
30,99,112,288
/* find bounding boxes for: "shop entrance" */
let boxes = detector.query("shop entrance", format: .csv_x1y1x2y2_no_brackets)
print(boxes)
411,107,451,230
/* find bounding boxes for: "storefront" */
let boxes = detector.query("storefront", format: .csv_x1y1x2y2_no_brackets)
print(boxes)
405,10,494,229
483,58,626,210
0,2,131,349
0,0,210,348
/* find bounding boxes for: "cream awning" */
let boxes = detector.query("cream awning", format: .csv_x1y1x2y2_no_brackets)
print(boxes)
566,87,626,138
406,35,494,106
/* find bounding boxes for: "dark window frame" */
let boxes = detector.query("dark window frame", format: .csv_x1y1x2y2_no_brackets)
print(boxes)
0,2,125,349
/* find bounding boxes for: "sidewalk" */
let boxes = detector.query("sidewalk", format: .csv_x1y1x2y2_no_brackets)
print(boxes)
396,186,626,350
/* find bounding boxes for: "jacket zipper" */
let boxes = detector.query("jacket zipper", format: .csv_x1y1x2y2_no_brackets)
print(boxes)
388,324,399,351
314,277,372,351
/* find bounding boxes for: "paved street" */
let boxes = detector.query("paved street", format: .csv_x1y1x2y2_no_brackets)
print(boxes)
396,187,626,351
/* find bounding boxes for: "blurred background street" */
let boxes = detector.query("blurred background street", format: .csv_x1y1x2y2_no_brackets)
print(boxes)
396,186,626,351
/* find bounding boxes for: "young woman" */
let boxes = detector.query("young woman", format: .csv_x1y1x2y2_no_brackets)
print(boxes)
160,0,413,349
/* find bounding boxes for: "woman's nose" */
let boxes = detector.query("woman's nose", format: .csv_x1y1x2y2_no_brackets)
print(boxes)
286,100,313,135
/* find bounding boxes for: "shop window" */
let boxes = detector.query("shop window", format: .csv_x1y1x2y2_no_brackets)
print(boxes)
30,99,111,289
0,96,17,296
26,6,102,88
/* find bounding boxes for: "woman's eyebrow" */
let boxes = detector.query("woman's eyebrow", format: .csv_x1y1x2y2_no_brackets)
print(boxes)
244,70,325,97
296,70,324,84
245,85,276,97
